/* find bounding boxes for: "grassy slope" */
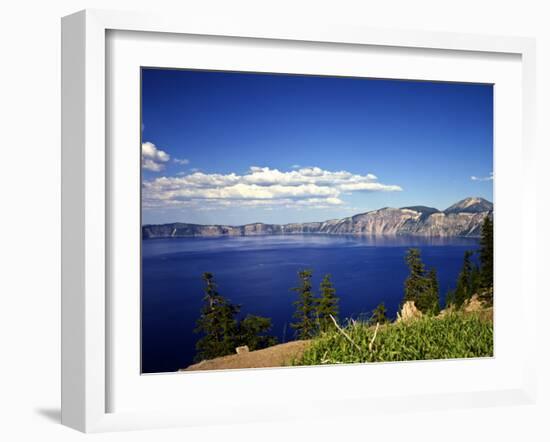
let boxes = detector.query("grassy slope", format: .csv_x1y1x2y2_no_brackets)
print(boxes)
295,311,493,366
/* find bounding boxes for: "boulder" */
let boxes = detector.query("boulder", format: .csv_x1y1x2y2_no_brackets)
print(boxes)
464,295,483,312
235,345,249,354
397,301,423,322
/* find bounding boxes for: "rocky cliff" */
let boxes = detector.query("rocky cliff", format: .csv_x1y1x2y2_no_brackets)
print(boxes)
143,197,493,239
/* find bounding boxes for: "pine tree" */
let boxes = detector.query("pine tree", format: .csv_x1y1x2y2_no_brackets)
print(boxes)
470,264,482,297
479,216,494,289
194,272,239,362
454,251,474,308
291,269,317,339
425,267,441,314
194,273,278,361
317,274,339,332
404,248,426,303
371,302,389,325
237,315,277,351
403,248,437,314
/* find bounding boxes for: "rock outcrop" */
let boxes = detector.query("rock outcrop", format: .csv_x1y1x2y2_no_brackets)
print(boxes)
463,295,484,313
397,301,423,322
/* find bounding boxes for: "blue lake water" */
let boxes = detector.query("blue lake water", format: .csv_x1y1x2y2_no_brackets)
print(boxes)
141,234,480,373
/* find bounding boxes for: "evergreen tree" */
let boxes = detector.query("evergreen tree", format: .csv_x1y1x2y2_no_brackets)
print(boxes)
424,267,441,314
194,272,239,361
291,269,317,339
370,302,389,325
194,273,278,361
237,315,277,351
479,216,494,289
454,251,474,307
404,248,426,304
470,264,482,297
403,248,438,314
317,274,339,332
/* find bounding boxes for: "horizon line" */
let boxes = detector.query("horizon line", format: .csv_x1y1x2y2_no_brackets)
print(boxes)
142,196,493,227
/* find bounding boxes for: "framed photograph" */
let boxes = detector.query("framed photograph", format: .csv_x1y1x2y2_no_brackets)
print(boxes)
61,9,537,432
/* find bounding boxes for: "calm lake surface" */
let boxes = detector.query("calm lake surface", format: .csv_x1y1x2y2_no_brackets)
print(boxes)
141,234,479,373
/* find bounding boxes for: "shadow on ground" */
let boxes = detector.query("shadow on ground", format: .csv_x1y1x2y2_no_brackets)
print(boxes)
35,408,61,423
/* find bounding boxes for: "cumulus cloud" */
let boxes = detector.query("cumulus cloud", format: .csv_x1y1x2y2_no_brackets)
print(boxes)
471,172,493,182
174,158,190,165
141,142,170,172
143,166,401,210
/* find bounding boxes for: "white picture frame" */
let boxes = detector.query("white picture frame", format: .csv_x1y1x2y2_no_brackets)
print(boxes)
61,9,537,433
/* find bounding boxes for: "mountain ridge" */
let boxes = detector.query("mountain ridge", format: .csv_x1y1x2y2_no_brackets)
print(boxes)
143,197,493,239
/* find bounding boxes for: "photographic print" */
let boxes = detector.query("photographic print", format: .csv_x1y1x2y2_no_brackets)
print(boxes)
141,68,494,374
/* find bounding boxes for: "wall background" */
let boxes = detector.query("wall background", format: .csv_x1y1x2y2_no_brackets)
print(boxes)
0,1,548,440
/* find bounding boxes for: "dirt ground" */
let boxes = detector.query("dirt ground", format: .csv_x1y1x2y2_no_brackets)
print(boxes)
181,340,311,372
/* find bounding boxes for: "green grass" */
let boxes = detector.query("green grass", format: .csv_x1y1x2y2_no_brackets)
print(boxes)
295,312,493,366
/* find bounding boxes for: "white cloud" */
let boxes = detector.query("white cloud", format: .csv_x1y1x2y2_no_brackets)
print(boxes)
174,158,190,165
142,142,170,172
143,166,401,210
471,172,493,182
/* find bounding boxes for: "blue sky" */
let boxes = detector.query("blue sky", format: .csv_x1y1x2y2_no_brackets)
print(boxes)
141,68,493,225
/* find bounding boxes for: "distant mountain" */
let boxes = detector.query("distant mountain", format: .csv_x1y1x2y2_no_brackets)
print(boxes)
444,197,493,215
143,197,493,239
